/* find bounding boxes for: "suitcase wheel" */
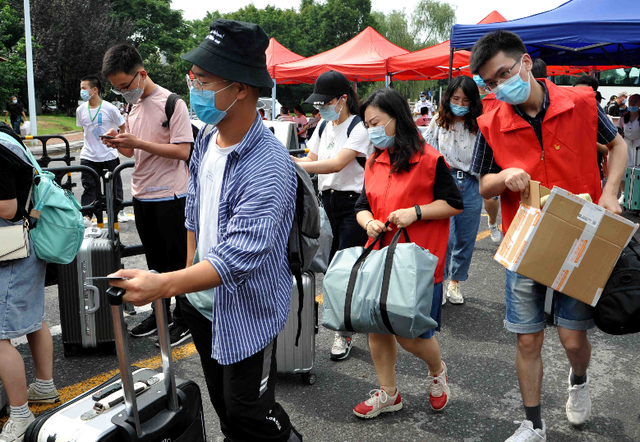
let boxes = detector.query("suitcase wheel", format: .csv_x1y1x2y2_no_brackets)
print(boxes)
63,343,80,358
301,372,317,386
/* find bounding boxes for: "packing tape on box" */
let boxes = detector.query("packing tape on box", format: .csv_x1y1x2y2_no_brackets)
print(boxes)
550,199,606,305
495,205,544,271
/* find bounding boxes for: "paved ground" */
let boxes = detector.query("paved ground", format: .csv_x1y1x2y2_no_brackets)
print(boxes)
3,142,640,441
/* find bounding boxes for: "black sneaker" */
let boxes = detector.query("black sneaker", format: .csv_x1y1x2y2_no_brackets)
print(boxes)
130,314,158,337
154,322,192,348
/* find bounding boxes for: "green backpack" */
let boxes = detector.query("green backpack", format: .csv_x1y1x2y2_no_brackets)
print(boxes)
0,129,84,264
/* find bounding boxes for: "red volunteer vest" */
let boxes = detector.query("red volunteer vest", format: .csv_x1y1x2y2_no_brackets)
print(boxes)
364,145,450,283
477,79,602,232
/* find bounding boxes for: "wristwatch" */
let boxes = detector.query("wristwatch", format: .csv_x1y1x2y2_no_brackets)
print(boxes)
414,204,422,221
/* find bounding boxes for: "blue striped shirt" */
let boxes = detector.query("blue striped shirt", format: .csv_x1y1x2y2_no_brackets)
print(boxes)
185,114,297,365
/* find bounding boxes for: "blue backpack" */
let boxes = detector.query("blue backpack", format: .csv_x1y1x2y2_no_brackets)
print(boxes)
0,127,84,264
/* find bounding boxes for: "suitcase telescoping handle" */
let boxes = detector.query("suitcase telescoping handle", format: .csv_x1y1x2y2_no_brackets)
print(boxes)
106,271,179,438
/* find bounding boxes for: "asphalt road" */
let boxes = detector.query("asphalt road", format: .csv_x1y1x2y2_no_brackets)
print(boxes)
5,146,640,442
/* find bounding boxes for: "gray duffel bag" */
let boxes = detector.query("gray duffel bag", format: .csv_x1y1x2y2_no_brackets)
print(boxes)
322,225,438,339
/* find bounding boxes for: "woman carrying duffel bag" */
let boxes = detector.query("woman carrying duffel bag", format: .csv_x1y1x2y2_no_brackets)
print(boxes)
351,88,463,419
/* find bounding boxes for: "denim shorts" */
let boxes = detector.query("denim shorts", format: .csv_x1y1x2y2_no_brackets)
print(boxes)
0,237,47,340
419,282,442,339
504,270,594,334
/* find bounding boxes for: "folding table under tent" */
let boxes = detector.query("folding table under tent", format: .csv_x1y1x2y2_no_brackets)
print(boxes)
449,0,640,72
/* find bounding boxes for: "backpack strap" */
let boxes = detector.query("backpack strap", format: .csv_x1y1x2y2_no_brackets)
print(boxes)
346,115,361,138
318,121,328,139
163,93,180,129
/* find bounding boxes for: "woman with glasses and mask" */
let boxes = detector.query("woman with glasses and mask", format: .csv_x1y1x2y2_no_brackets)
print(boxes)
352,87,462,419
293,70,373,362
424,75,483,306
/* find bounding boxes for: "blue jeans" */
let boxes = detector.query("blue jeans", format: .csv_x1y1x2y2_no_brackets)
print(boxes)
444,170,483,282
11,117,22,135
505,270,594,334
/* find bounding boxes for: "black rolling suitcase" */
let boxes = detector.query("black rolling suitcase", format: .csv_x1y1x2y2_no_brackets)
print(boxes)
25,285,206,442
56,166,120,356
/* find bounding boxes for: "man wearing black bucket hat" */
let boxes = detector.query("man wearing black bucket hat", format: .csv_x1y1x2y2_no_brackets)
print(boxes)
109,19,302,442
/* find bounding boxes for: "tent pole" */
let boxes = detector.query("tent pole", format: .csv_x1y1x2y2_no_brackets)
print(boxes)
24,0,37,136
271,79,277,121
354,81,357,93
385,75,390,88
448,47,454,83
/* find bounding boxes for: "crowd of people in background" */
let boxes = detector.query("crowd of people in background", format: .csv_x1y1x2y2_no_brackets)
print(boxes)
0,18,635,442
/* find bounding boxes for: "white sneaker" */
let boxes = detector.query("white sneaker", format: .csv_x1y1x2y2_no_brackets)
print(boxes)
329,333,353,360
505,420,546,442
117,210,128,223
446,281,464,304
566,369,591,425
489,222,503,243
0,413,35,442
83,216,93,228
618,193,625,205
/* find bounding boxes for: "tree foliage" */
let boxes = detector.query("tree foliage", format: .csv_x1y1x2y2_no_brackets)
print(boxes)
28,0,132,114
0,0,26,111
0,0,457,116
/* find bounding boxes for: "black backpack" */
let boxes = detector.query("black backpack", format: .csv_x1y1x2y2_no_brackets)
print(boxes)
288,164,321,345
126,93,199,164
594,237,640,335
317,116,367,168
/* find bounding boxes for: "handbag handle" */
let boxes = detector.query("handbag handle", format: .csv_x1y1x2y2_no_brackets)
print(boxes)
378,228,410,335
343,221,410,333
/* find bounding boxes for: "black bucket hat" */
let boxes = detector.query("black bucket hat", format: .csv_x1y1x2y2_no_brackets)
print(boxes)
304,70,350,106
181,19,274,89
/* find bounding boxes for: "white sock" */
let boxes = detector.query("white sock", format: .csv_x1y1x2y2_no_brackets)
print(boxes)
10,403,31,420
33,378,56,395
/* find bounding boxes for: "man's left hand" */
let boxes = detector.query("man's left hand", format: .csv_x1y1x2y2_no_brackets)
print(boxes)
108,269,172,306
598,193,622,215
105,133,142,150
388,208,418,228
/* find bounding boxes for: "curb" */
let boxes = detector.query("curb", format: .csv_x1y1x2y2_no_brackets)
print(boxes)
27,139,84,157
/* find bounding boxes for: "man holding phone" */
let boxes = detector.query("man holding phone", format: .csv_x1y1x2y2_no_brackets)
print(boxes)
76,75,128,227
100,44,194,347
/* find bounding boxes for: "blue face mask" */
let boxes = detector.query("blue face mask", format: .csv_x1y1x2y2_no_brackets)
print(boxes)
11,99,17,104
473,75,485,88
80,90,93,102
420,96,426,102
317,97,345,122
450,102,469,116
190,82,236,126
628,106,639,113
368,118,395,149
493,59,532,105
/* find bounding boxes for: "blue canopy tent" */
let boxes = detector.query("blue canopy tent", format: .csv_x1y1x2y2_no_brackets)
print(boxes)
447,0,640,77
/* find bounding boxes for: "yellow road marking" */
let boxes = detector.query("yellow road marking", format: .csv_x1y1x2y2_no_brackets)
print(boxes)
1,343,198,424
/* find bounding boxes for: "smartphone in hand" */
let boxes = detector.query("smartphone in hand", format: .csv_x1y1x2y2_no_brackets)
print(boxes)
100,135,116,139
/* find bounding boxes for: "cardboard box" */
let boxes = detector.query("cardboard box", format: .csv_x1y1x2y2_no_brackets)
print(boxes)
495,182,639,306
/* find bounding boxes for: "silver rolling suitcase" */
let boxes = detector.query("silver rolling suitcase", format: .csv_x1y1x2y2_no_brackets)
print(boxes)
276,271,318,385
25,285,206,442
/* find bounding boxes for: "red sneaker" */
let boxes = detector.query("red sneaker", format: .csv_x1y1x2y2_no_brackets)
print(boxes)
353,389,402,419
428,361,450,411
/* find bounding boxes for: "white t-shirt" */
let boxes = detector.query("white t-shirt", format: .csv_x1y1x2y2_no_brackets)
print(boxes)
414,100,433,116
76,100,125,162
186,136,239,322
307,115,374,192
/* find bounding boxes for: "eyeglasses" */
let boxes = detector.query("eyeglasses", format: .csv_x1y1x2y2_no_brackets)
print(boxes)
187,77,229,96
483,58,521,93
111,71,140,95
313,96,341,111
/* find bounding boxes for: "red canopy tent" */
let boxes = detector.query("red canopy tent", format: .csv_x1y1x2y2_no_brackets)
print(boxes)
266,38,304,79
274,27,409,84
388,11,507,81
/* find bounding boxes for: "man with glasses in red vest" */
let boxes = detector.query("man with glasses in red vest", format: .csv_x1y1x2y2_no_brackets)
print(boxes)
470,30,627,442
